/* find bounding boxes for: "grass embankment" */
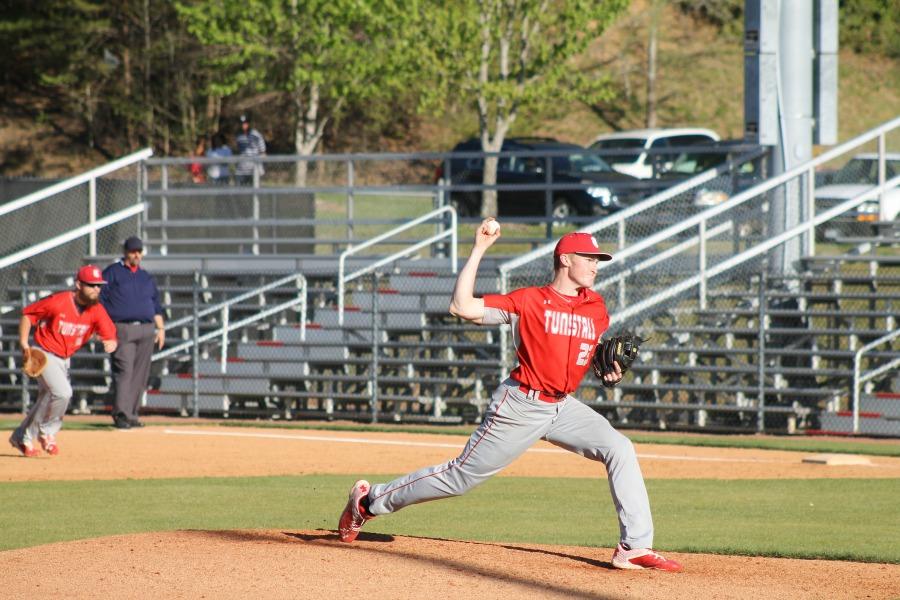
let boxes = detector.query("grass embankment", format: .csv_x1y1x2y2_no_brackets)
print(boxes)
1,474,897,562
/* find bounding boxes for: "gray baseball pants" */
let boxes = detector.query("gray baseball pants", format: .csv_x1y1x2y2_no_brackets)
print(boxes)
367,378,655,549
111,322,156,420
12,350,71,445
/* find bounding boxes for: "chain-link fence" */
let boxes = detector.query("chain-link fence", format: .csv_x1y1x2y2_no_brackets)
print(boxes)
499,118,900,433
0,150,150,310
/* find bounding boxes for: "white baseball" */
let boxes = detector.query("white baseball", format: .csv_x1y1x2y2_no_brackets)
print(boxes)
484,220,500,235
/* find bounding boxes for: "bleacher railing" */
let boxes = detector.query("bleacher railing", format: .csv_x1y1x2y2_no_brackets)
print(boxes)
853,328,900,433
151,272,308,417
500,117,900,314
498,116,900,430
337,205,457,324
0,149,152,303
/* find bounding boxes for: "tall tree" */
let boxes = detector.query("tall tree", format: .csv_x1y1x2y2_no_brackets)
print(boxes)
177,0,403,185
0,1,218,157
412,0,629,217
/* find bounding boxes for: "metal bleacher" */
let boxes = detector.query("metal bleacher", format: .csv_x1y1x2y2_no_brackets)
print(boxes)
141,256,504,423
2,118,898,435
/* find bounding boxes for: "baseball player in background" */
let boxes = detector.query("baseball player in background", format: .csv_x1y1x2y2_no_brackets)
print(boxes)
338,219,682,572
8,265,117,457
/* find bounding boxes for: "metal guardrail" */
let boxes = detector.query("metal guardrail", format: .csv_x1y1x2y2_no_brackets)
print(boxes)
853,328,900,433
500,115,900,283
614,173,900,323
151,272,308,417
0,148,152,271
337,205,457,324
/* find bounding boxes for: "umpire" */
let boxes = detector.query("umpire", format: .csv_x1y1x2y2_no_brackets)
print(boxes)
101,236,165,429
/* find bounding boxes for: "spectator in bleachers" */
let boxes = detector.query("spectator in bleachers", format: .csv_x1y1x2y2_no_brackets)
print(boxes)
100,236,165,430
205,132,233,184
235,114,266,186
189,137,207,184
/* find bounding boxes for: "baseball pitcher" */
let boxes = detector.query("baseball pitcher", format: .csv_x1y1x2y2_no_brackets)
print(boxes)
337,219,682,572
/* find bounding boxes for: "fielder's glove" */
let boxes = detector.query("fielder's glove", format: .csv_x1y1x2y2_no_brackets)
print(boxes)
22,347,48,379
591,334,643,388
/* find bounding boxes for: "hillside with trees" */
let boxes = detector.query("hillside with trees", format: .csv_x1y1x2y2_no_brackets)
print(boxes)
0,0,897,178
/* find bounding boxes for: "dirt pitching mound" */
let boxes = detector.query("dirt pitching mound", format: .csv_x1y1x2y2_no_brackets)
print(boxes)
1,529,898,599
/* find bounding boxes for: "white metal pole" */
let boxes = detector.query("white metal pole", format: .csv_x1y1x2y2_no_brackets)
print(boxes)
88,178,97,256
699,219,707,310
221,306,229,374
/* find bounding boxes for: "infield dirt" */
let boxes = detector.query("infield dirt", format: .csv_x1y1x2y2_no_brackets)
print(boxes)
2,421,899,599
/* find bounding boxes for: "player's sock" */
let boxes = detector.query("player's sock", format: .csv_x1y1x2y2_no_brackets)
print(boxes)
360,494,372,515
620,542,631,550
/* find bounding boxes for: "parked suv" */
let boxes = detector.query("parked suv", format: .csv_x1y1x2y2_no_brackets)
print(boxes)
589,128,720,179
815,154,900,229
653,140,768,207
436,137,641,219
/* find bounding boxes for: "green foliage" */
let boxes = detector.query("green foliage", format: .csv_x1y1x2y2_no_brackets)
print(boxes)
840,0,900,57
412,0,627,119
1,475,898,563
676,0,900,57
0,1,219,155
175,0,409,155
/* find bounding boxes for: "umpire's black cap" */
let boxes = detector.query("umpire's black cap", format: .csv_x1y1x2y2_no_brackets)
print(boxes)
124,236,143,252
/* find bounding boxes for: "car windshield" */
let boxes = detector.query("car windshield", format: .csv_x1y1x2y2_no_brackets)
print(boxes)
590,138,645,163
831,158,900,184
558,153,613,173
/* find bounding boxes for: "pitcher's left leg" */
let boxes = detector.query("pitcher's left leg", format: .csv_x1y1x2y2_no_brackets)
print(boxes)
544,398,653,549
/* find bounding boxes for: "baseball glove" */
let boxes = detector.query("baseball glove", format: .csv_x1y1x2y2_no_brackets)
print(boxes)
22,347,48,379
591,334,643,388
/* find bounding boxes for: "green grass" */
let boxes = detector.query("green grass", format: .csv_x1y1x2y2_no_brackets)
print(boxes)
1,475,897,562
3,418,899,456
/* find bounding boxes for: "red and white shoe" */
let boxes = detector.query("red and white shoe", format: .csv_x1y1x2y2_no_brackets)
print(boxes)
9,434,40,458
338,479,374,543
39,435,59,456
612,543,683,572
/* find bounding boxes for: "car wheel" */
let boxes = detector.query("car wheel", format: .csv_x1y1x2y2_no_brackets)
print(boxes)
551,197,575,226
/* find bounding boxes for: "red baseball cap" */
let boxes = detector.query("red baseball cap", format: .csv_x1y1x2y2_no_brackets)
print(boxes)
554,232,612,261
76,265,106,285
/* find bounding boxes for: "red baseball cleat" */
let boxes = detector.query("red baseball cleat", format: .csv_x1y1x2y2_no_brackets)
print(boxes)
9,434,40,458
338,479,374,543
39,435,60,456
612,543,683,572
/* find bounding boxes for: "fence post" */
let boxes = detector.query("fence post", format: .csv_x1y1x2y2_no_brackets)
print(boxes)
699,219,707,310
370,272,380,424
192,271,201,418
220,306,229,374
544,156,553,239
139,159,148,241
618,220,626,309
756,271,767,433
805,166,816,256
161,165,169,256
88,177,97,256
252,165,260,255
348,160,355,243
852,350,862,435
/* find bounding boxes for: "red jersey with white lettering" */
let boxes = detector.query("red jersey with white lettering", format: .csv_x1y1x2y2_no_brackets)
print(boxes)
23,291,116,358
482,285,610,396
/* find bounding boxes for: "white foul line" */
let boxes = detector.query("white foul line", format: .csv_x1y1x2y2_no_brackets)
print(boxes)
162,428,791,464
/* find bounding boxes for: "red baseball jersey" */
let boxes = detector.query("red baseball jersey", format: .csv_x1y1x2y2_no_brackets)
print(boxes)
23,291,116,358
482,285,610,396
